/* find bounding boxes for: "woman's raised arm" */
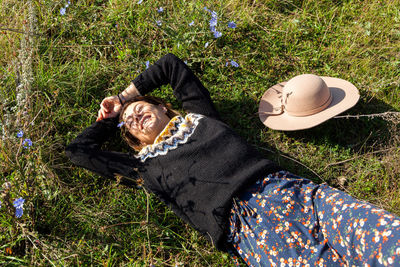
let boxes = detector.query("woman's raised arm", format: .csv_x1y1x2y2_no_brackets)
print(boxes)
65,117,141,187
132,53,220,119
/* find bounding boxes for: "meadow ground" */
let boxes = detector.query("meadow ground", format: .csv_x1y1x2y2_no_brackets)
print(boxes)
0,0,399,265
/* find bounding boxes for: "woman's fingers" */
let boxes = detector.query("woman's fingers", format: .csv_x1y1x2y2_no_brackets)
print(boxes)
101,100,110,112
97,96,120,121
96,110,103,121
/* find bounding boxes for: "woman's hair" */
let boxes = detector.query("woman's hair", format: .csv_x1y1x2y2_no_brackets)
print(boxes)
119,95,180,151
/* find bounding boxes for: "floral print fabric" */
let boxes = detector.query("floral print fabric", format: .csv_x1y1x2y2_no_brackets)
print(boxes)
228,171,400,266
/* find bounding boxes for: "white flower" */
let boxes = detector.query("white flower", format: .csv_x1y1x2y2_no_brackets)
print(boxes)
383,230,392,237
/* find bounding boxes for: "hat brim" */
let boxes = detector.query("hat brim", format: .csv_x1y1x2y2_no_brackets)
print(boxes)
259,76,360,131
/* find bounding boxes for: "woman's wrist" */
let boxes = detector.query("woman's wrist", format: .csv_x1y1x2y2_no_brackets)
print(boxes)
120,83,140,104
117,94,124,105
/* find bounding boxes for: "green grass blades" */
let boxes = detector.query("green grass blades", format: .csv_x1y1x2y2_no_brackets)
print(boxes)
1,0,399,265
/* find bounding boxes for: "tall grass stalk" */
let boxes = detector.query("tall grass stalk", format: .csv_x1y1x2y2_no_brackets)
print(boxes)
0,0,399,265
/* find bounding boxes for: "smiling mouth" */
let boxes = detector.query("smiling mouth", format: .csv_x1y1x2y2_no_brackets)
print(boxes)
140,115,151,129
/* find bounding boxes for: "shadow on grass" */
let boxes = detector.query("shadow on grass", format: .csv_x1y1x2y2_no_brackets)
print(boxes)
282,96,396,149
214,93,397,181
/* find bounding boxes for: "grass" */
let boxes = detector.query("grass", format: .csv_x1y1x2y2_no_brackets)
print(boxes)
1,0,400,265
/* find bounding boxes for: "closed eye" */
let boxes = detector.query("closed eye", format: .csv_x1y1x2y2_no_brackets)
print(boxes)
135,104,143,114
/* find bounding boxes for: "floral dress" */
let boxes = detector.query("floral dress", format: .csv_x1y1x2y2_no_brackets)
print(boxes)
227,171,400,266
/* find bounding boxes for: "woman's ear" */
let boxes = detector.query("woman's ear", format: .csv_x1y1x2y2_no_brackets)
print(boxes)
160,105,167,113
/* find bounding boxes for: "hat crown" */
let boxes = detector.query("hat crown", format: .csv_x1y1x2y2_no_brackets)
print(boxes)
282,74,332,116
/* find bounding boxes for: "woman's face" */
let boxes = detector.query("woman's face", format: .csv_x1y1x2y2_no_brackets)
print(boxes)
122,101,171,145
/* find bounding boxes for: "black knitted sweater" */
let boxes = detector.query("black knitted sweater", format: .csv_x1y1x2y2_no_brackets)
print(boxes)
65,53,280,250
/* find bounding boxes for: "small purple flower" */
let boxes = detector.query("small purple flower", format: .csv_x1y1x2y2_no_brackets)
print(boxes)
184,60,188,65
23,138,32,149
210,26,216,33
109,41,113,45
13,197,24,209
60,7,66,16
157,7,164,13
188,21,194,26
138,0,143,4
156,20,162,26
15,208,23,218
204,42,209,48
225,62,230,67
203,7,210,12
145,60,150,69
13,197,25,218
230,60,239,67
117,121,125,128
0,200,2,209
213,31,222,38
17,130,24,138
228,21,236,29
209,17,218,27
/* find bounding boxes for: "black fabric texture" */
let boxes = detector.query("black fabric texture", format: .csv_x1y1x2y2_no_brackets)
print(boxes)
65,53,281,250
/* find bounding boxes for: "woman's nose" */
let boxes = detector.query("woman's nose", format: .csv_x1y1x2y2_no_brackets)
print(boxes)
134,113,142,122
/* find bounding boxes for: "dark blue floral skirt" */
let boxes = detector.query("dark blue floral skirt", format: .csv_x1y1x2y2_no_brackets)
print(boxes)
227,171,400,266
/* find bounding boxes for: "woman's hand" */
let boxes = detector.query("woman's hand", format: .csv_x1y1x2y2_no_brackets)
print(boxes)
96,95,122,121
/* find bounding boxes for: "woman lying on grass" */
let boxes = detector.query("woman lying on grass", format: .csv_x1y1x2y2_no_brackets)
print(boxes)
66,53,400,266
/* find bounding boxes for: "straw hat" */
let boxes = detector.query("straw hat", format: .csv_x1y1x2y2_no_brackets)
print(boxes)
258,74,359,130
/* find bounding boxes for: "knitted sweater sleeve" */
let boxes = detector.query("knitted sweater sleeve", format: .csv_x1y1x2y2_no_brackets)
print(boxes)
65,117,141,187
132,53,220,119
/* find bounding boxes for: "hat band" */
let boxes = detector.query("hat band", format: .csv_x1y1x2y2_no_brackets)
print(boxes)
285,92,332,117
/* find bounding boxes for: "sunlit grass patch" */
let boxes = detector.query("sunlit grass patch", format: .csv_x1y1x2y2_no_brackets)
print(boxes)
1,0,399,265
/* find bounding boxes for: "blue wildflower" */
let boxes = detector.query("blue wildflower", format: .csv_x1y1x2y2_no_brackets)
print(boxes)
204,42,209,48
13,197,25,218
203,7,210,12
17,130,24,138
13,197,24,209
184,60,188,65
210,26,216,33
228,21,237,29
225,62,230,67
138,0,143,3
156,20,162,26
60,7,66,16
145,60,150,69
188,21,194,26
0,200,2,209
231,60,239,67
157,7,163,13
213,31,222,38
117,121,125,128
65,1,70,7
209,17,218,27
23,138,32,149
15,208,23,218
